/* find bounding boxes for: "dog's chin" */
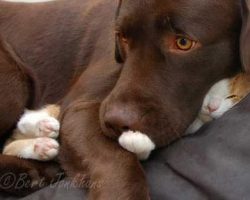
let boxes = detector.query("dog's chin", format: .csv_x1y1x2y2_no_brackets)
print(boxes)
118,131,156,160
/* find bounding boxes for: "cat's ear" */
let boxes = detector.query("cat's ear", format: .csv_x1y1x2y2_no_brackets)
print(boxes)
241,0,250,73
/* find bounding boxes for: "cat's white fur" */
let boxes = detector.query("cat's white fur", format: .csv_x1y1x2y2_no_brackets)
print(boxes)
3,109,60,161
18,109,59,138
3,138,59,161
187,78,234,134
119,131,155,160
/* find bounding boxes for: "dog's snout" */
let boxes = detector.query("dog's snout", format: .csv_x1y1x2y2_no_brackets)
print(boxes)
103,104,141,138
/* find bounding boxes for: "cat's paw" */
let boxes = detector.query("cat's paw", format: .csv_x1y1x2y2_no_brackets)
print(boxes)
18,111,60,138
4,138,59,161
33,138,59,161
37,118,60,138
185,118,204,134
118,131,155,160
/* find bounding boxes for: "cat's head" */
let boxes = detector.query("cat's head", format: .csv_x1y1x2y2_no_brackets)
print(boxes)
201,79,237,119
201,73,250,119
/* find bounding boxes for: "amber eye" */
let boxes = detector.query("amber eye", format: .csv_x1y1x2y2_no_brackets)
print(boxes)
176,37,194,51
121,36,128,44
116,32,128,44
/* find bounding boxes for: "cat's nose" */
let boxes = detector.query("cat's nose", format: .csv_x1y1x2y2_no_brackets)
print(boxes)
207,97,221,113
207,103,219,113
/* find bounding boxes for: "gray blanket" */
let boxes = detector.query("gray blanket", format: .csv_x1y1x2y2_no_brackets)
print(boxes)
3,94,250,200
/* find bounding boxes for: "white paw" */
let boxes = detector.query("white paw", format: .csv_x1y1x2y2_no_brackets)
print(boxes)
18,110,60,138
37,118,60,138
32,138,59,161
185,119,203,134
118,131,155,160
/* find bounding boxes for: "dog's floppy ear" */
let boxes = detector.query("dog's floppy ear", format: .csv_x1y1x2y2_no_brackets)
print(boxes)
241,0,250,72
0,40,40,108
115,0,125,63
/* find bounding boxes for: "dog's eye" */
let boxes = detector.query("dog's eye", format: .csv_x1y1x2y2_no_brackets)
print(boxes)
121,36,128,45
115,32,129,63
116,32,129,46
175,37,194,51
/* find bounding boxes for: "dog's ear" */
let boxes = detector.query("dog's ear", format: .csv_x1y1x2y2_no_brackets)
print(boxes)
115,0,125,63
241,0,250,72
0,40,40,108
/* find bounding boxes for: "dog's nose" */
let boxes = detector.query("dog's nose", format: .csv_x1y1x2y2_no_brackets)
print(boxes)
103,105,140,137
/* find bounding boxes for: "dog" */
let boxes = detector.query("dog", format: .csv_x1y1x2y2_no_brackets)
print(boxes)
0,0,249,199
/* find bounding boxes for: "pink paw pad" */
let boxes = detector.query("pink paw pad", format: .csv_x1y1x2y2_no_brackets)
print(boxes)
37,118,60,138
34,138,59,161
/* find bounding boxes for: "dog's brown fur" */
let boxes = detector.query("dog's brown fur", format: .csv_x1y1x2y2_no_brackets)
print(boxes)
0,0,249,199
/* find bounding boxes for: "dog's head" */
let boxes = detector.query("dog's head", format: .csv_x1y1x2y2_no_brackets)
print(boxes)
100,0,246,148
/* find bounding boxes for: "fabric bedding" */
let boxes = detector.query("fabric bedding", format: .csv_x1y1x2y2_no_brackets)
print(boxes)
2,94,250,200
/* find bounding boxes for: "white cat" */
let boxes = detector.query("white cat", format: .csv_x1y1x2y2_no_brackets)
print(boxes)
187,73,250,133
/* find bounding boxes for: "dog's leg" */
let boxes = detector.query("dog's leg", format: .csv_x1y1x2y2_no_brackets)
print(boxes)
0,155,62,196
59,101,150,200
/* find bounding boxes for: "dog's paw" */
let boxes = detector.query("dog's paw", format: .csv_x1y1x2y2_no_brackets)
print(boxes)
33,138,59,161
118,131,155,160
18,110,60,138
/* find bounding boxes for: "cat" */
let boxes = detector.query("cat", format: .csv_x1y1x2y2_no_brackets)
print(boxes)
187,72,250,134
4,73,250,161
2,105,61,161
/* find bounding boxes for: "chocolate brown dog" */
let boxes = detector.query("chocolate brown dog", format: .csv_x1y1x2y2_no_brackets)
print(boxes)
0,0,249,199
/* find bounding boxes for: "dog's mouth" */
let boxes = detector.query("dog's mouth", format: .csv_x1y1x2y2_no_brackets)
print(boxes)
118,130,156,160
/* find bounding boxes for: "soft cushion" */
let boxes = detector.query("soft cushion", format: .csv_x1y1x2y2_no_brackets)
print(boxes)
3,94,250,200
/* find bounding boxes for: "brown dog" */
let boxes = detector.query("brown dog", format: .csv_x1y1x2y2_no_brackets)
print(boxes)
0,0,249,199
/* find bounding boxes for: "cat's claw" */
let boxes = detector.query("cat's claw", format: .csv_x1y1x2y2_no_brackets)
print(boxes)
118,131,156,160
